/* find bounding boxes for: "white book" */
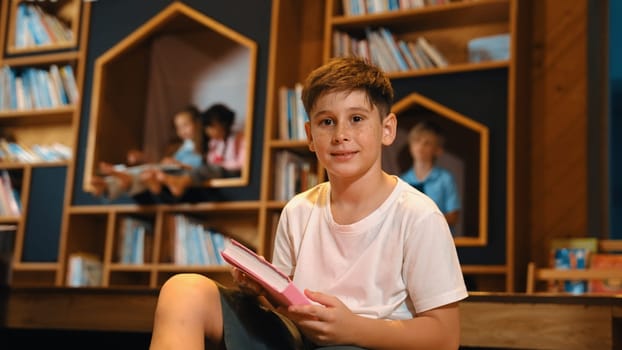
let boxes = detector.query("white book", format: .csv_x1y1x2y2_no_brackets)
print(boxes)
417,36,448,67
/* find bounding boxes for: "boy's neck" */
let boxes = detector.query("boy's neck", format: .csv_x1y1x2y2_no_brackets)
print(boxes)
328,172,396,225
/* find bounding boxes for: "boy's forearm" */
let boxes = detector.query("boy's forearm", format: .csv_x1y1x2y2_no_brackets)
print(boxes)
346,303,461,350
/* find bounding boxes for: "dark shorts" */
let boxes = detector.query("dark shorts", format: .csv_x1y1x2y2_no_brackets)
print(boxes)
218,286,366,350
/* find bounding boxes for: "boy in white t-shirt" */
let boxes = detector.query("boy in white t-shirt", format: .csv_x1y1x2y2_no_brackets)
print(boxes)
149,56,468,350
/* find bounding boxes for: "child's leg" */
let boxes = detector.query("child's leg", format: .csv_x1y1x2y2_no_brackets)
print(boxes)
150,273,224,350
89,175,108,197
140,168,163,195
159,172,193,198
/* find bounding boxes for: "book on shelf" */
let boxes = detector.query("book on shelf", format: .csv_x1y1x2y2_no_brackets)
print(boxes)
117,216,153,264
588,254,622,294
66,252,103,287
0,170,21,217
13,2,74,50
170,214,227,266
467,33,510,63
220,238,311,306
547,237,599,294
416,36,448,68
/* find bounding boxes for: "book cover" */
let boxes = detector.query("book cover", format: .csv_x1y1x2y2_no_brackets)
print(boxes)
588,254,622,294
220,238,310,306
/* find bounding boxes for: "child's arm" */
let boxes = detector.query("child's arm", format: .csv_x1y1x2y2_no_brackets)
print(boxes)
285,290,461,350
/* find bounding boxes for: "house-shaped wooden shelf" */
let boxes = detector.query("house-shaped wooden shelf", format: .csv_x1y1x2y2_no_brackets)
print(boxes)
84,2,257,193
384,93,489,246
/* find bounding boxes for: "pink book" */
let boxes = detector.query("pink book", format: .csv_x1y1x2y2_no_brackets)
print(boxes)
220,238,310,306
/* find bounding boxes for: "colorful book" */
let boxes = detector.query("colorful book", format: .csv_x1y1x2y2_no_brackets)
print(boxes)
588,254,622,294
220,238,310,306
547,237,599,294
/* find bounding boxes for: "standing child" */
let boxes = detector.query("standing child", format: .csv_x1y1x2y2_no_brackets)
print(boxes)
90,105,203,201
400,120,461,228
149,57,467,350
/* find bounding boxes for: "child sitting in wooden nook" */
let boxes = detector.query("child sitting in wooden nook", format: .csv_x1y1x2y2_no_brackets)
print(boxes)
145,103,246,198
89,105,204,201
400,120,461,228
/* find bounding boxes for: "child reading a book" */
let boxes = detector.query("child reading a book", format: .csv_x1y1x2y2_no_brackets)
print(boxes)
90,105,203,201
400,120,461,227
149,57,468,350
146,103,246,198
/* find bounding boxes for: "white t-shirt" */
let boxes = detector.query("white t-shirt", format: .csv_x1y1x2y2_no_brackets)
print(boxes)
272,176,468,319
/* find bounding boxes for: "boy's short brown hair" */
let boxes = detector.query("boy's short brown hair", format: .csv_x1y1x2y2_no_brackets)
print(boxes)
301,56,394,118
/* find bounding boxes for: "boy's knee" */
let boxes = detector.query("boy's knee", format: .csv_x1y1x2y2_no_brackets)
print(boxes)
160,273,216,299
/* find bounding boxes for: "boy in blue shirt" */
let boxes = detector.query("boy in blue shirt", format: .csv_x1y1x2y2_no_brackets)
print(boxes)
400,120,461,228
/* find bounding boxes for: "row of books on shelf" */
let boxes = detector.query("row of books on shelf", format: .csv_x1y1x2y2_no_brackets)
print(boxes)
333,28,448,73
13,2,74,49
117,216,153,265
278,83,307,141
0,64,79,111
171,214,228,266
0,138,72,163
0,170,21,217
548,237,622,294
65,215,234,287
342,0,455,16
274,150,319,201
334,28,510,72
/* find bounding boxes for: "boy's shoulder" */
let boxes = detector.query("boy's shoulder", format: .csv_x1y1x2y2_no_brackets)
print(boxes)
283,181,328,210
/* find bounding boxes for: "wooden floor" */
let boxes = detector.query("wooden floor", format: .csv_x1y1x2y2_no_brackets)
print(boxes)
1,287,621,349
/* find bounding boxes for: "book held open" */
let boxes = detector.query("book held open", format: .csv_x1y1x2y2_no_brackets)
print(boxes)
220,238,310,306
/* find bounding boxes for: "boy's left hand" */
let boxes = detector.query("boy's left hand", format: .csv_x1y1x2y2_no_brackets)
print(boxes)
278,290,356,346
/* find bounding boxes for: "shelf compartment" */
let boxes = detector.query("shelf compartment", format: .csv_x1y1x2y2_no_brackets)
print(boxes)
5,0,82,54
110,212,157,265
84,2,258,193
388,93,489,246
62,213,109,284
159,208,260,266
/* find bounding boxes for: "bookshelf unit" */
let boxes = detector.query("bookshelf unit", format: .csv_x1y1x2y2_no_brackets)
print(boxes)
0,0,90,286
261,0,526,291
55,2,260,288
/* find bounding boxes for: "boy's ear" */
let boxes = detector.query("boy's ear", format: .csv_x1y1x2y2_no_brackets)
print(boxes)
305,122,315,152
381,113,397,146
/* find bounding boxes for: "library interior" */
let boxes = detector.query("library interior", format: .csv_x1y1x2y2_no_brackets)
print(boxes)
0,0,620,349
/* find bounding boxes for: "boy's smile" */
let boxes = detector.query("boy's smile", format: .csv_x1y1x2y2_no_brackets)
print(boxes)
305,90,396,180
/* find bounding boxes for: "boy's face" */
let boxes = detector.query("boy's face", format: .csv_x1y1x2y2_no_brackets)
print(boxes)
410,131,442,163
305,90,396,180
205,123,225,140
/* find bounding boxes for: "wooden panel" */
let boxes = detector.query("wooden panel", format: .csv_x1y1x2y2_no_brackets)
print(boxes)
528,0,589,268
460,301,614,349
2,289,620,349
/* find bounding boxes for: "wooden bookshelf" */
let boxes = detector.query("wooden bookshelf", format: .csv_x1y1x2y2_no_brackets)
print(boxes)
55,2,260,288
0,0,90,287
